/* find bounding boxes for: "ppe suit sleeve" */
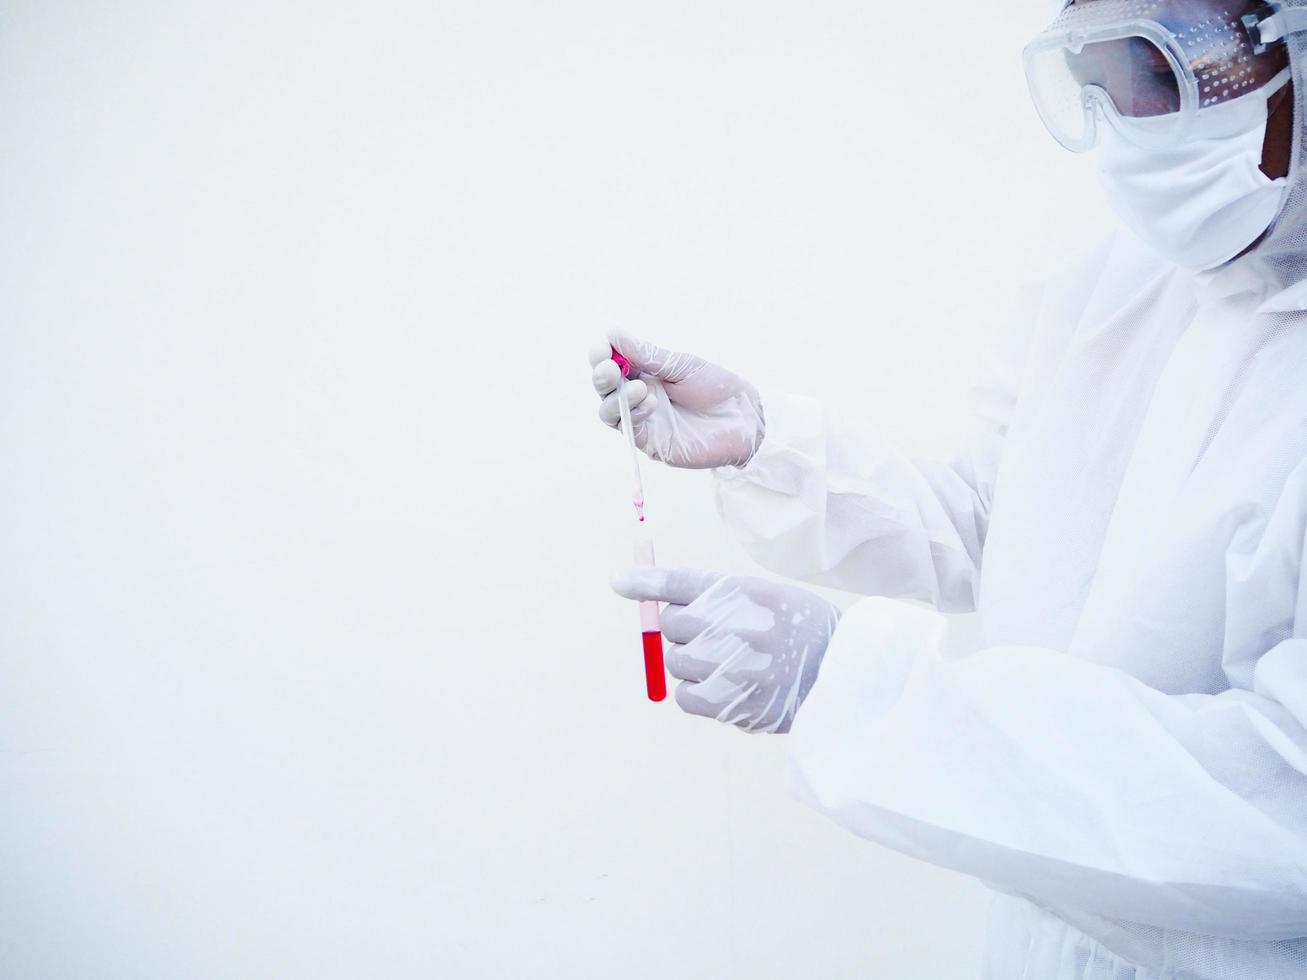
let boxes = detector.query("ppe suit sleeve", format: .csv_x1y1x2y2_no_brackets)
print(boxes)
712,287,1040,613
786,596,1307,940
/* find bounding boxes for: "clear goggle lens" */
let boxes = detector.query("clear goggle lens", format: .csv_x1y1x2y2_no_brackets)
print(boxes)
1026,33,1186,150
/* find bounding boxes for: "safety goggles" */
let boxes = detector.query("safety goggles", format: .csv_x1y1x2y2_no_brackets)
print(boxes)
1024,0,1304,152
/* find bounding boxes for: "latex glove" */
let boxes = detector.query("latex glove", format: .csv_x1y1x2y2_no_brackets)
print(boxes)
587,332,765,469
612,567,840,733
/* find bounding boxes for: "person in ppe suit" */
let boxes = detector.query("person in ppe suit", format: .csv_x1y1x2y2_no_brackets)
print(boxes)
589,1,1307,976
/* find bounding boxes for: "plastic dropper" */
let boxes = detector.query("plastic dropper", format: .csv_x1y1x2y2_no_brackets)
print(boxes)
611,346,666,702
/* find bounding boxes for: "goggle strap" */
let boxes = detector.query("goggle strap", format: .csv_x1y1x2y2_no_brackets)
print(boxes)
1245,4,1307,52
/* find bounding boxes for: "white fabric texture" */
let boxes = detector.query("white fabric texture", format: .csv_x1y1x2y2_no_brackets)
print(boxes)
713,230,1307,979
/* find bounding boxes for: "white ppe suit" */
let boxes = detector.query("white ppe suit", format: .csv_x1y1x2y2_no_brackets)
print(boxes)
714,230,1307,978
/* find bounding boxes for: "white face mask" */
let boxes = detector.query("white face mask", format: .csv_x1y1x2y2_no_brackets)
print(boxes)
1096,69,1292,271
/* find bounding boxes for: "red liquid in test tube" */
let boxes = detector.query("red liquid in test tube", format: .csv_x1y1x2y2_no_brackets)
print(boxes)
642,631,666,702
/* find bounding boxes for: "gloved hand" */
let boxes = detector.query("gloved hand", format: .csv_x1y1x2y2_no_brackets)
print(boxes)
612,566,841,733
588,332,765,469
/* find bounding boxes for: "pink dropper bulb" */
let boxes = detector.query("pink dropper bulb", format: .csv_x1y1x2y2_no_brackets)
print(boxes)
610,345,632,379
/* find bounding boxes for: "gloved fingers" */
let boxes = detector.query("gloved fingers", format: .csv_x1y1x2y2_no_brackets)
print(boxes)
591,358,622,397
674,673,755,725
611,566,724,605
667,622,759,680
696,631,773,673
609,330,705,385
630,381,658,422
673,679,729,720
708,677,770,732
662,641,715,683
587,342,613,368
596,379,651,428
659,603,708,644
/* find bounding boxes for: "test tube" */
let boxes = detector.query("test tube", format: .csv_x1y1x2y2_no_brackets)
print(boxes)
633,522,666,702
612,345,666,702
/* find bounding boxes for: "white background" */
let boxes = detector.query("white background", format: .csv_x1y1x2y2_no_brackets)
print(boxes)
0,2,1111,977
